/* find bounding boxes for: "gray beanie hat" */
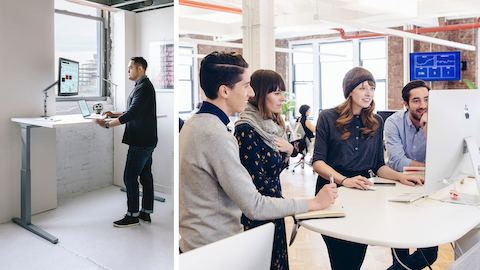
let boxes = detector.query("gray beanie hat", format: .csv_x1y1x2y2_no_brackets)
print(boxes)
342,67,375,98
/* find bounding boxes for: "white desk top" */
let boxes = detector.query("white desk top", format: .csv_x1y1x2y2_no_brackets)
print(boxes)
11,115,96,128
301,178,480,248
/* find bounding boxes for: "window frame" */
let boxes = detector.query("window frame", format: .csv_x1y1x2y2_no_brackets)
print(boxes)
54,8,107,101
178,45,196,113
289,37,388,115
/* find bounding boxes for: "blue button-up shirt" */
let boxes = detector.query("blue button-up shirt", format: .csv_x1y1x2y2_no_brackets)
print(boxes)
384,110,426,172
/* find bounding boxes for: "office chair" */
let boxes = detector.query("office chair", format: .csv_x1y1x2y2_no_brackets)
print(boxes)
289,120,312,173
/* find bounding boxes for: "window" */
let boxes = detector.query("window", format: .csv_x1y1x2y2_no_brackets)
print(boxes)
292,44,314,114
360,38,387,111
178,47,195,113
54,0,104,97
290,38,387,114
319,41,354,110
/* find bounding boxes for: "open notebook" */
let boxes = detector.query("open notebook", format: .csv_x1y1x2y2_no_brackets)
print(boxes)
295,200,346,220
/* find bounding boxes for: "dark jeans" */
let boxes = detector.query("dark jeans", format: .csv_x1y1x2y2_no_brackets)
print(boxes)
322,235,368,270
388,247,438,270
124,145,155,216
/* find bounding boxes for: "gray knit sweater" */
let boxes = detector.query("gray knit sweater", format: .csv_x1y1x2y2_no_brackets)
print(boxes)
179,113,309,252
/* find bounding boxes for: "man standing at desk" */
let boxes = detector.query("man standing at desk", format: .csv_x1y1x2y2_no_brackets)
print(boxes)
384,80,437,269
96,57,157,228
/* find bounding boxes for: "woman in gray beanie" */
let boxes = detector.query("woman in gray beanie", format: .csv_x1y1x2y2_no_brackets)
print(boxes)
311,67,423,270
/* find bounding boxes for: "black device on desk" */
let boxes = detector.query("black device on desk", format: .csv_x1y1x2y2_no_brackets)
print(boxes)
377,110,398,122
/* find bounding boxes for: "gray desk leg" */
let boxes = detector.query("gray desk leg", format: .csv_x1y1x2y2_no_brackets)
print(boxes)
119,187,166,202
11,124,58,244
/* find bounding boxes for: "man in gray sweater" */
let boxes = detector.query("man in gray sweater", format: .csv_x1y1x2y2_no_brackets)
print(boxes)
179,51,338,252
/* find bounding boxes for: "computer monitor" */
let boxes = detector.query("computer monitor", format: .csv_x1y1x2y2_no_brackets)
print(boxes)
180,223,274,270
424,90,480,204
58,57,79,96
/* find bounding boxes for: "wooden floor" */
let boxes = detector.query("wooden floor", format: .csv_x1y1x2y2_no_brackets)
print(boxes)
281,162,454,270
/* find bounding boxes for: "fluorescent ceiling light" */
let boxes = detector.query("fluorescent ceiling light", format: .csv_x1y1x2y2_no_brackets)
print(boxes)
112,0,145,8
132,2,173,12
324,18,476,51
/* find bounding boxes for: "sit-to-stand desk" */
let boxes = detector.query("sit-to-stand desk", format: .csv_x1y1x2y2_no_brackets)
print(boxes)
11,115,97,244
300,178,480,249
11,114,168,244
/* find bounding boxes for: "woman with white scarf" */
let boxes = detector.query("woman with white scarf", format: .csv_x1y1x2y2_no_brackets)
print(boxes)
234,69,297,270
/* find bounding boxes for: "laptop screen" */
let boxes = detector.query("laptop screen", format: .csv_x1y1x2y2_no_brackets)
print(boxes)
78,100,91,117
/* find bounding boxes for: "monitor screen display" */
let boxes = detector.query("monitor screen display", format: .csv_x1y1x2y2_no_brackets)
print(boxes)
58,58,79,96
410,51,461,81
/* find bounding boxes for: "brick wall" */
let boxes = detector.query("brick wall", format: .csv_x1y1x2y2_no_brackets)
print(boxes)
388,18,478,109
55,101,113,201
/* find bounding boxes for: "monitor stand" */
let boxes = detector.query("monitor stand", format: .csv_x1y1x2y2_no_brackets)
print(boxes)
442,137,480,206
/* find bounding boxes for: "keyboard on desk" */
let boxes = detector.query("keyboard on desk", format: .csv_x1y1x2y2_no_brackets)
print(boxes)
388,193,426,203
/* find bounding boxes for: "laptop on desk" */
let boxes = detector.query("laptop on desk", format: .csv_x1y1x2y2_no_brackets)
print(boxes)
78,100,110,120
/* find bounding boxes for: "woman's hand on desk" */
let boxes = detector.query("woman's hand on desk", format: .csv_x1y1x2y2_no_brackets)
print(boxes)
398,174,424,186
342,176,373,190
308,183,338,210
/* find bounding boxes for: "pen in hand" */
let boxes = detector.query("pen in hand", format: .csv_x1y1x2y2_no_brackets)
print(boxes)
329,174,334,185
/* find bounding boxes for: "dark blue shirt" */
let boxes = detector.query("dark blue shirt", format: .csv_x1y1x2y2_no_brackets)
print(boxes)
197,101,230,127
313,108,385,191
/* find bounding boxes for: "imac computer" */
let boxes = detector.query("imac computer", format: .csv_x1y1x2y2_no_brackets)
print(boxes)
58,58,79,96
424,90,480,204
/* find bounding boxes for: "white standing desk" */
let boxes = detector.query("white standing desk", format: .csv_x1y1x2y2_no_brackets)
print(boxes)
11,115,96,244
300,178,480,249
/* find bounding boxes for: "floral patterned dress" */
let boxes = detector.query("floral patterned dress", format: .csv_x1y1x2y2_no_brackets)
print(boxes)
235,123,291,270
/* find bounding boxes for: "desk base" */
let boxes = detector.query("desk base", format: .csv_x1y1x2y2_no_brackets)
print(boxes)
12,217,58,244
119,187,166,202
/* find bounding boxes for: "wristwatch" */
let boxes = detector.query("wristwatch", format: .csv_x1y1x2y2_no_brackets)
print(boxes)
104,122,110,129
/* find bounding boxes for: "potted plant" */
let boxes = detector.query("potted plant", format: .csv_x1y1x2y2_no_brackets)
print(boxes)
463,79,477,89
281,92,296,122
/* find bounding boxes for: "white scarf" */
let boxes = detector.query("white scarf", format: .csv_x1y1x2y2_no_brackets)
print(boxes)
235,103,287,151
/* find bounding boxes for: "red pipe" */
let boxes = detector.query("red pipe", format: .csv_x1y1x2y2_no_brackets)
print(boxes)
333,19,480,40
179,0,242,14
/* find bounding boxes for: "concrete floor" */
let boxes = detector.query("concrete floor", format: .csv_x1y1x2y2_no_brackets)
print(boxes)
0,186,173,270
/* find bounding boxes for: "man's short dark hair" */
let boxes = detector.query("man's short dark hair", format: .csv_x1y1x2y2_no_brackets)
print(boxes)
402,80,431,102
199,51,248,99
130,57,148,70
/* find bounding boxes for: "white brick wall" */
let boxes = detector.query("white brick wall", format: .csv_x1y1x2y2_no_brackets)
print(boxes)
55,101,114,201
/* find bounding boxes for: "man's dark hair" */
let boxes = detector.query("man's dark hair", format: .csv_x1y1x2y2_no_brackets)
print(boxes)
130,57,148,70
402,80,430,102
199,51,248,99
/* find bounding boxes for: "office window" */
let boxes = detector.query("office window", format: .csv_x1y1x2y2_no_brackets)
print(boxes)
360,38,387,111
292,44,314,114
320,41,354,110
54,0,104,97
178,47,195,113
290,37,387,114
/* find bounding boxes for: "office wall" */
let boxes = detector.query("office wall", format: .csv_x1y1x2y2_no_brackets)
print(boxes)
135,7,174,194
0,0,55,223
55,101,113,201
111,10,136,190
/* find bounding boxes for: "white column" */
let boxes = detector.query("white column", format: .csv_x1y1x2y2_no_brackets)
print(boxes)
403,25,414,85
242,0,275,71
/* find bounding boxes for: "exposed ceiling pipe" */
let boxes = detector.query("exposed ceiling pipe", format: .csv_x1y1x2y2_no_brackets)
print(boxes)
333,18,480,40
179,0,242,14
